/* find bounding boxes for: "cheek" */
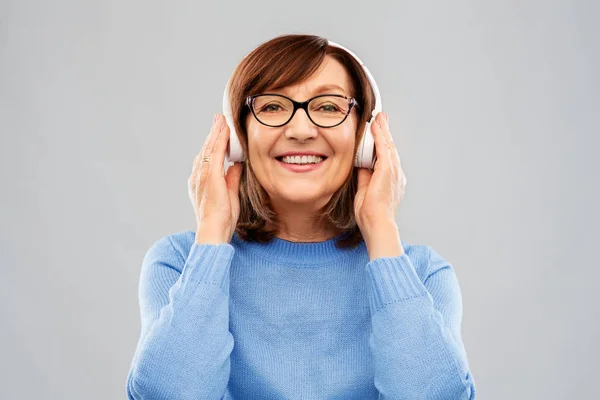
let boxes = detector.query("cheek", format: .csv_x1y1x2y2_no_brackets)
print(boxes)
320,133,355,185
246,123,271,161
335,128,357,161
246,125,279,185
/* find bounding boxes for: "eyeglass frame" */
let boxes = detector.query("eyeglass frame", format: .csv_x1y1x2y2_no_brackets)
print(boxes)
245,93,360,128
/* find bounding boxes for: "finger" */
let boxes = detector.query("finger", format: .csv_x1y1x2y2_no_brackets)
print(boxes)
356,167,371,193
378,114,401,169
209,116,230,177
376,117,406,192
381,130,406,197
192,115,224,190
378,112,397,151
372,117,392,170
377,113,408,199
200,114,225,160
225,162,244,195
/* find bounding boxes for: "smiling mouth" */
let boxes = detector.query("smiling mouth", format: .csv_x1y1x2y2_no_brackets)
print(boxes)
274,156,328,164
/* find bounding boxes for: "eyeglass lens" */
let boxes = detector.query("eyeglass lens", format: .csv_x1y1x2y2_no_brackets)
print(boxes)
252,95,351,127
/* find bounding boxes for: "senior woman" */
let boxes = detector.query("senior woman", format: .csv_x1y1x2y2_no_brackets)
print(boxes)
126,34,476,399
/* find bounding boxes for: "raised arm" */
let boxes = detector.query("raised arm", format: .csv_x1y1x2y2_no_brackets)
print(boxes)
126,235,235,400
366,245,476,399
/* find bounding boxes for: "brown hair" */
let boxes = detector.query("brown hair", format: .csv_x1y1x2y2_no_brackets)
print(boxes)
228,34,376,249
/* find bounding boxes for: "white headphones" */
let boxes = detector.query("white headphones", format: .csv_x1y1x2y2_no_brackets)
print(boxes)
222,40,382,170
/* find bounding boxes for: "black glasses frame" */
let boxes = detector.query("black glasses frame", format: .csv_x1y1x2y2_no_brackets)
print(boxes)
245,93,359,128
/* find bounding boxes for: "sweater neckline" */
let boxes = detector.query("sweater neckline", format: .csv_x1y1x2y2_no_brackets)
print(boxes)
231,231,365,266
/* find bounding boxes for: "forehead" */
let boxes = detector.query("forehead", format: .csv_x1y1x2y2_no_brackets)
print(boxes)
273,55,352,97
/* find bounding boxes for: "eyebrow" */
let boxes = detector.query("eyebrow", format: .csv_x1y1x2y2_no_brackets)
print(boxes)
274,84,349,98
311,84,348,96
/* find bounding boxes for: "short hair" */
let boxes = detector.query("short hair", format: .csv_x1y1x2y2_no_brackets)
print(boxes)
228,34,377,249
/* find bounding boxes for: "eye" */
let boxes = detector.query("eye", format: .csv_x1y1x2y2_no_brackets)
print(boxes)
310,96,348,114
312,102,343,113
318,103,340,112
264,104,280,112
258,102,286,113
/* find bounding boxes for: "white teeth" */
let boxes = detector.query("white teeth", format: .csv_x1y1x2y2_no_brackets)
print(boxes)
280,155,324,164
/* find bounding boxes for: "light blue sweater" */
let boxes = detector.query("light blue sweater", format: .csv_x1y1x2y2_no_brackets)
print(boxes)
126,230,476,399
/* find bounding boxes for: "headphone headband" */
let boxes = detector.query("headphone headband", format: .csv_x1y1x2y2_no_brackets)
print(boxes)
326,41,382,122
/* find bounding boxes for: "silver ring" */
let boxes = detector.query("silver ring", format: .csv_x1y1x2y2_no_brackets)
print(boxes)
200,156,211,163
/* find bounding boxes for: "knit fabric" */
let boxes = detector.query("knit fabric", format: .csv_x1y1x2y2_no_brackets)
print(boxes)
126,230,476,399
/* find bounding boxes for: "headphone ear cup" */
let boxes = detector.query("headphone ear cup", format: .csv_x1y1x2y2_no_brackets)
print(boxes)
366,122,377,170
354,126,365,168
354,121,376,169
225,118,245,163
223,98,245,163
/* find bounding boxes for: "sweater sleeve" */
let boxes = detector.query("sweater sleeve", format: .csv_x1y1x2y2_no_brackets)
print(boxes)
365,246,476,400
126,235,235,400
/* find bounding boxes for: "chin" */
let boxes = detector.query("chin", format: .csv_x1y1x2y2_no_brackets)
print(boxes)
275,187,329,204
282,192,323,204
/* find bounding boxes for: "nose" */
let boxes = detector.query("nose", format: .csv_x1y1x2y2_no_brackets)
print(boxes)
284,108,318,142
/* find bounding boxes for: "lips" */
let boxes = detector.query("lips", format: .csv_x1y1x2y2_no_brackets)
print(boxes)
274,156,328,162
275,156,327,172
274,151,328,158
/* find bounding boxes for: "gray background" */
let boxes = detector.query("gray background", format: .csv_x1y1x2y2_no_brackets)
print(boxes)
1,0,598,399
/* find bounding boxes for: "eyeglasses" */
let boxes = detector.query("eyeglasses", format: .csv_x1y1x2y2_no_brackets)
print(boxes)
246,93,359,128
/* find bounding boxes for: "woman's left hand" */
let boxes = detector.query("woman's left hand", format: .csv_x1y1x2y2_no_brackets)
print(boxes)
354,112,407,239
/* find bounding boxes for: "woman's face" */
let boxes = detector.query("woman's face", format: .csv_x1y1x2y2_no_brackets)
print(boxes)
245,55,357,208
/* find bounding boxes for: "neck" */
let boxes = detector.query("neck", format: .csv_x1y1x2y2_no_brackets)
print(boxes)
275,228,342,243
269,201,341,243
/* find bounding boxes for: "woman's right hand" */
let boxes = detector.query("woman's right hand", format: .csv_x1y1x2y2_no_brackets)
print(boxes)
188,114,244,244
